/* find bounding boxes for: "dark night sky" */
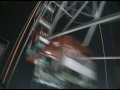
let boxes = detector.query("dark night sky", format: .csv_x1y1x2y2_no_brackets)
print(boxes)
0,1,37,89
0,1,120,89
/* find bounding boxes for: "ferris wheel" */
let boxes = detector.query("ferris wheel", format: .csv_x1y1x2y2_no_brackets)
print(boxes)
2,1,120,89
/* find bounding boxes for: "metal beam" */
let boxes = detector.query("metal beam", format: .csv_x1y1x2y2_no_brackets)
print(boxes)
82,1,106,46
78,56,120,60
37,1,49,20
82,25,97,46
92,1,97,16
53,1,72,18
49,1,68,35
58,1,78,18
83,2,92,14
48,11,120,40
81,11,93,17
62,1,89,31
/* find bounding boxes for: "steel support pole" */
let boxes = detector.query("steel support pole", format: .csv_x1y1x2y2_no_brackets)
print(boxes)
82,1,106,46
48,11,120,39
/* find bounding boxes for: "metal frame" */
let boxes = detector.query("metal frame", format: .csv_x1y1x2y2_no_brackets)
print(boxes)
62,1,89,31
48,11,120,39
82,1,106,46
3,1,120,89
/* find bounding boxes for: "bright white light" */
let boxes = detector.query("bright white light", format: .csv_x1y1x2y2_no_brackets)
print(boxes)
39,36,50,44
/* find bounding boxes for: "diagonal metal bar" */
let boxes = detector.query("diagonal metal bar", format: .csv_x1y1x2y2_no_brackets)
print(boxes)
81,1,92,14
62,1,89,31
82,1,106,46
37,1,49,20
59,1,78,18
48,1,79,32
81,11,93,17
82,25,97,46
48,11,120,39
53,1,72,18
92,1,97,16
49,1,68,35
79,56,120,60
40,1,54,18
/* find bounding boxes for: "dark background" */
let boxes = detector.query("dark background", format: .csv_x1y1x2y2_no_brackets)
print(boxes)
0,1,37,89
0,1,120,89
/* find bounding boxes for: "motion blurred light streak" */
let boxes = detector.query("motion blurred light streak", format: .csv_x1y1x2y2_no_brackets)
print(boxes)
62,56,96,80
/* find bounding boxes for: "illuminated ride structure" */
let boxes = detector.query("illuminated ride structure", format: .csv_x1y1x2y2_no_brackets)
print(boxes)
25,1,120,89
26,1,100,89
1,1,120,89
